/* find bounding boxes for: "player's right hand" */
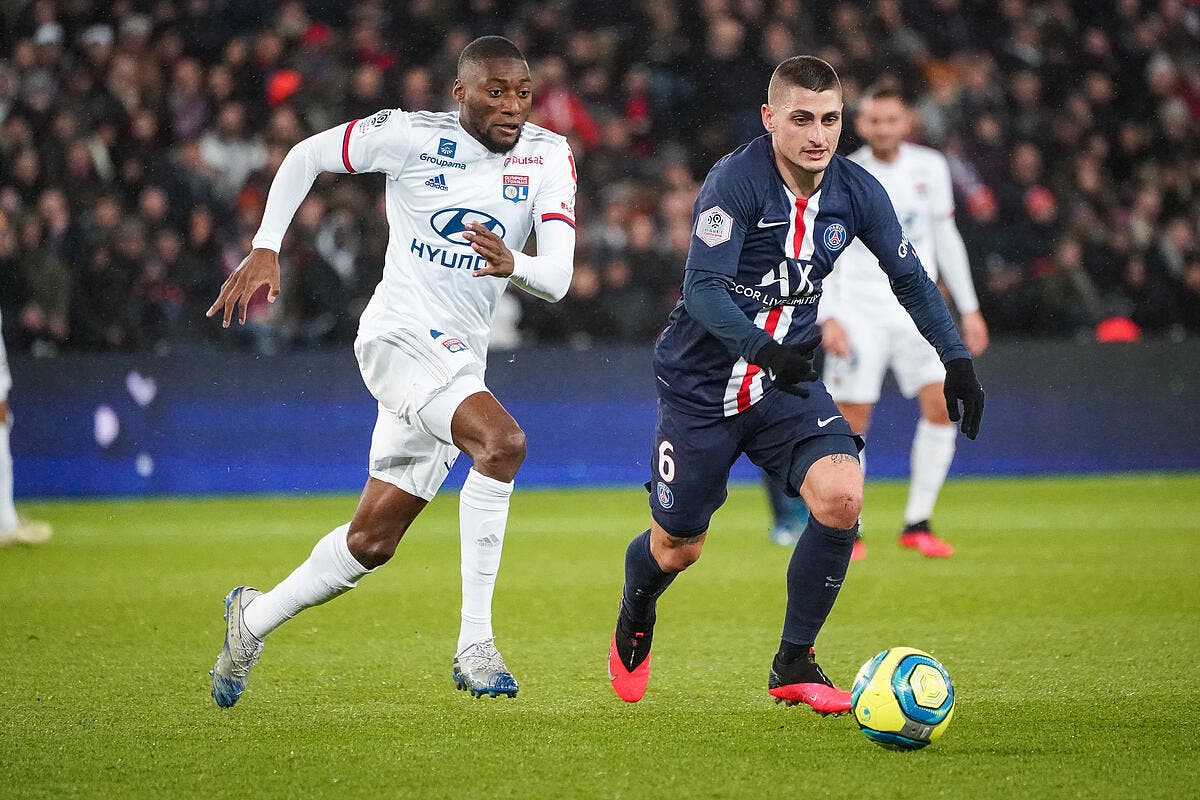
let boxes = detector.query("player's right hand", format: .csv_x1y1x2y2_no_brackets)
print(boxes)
943,358,984,440
207,248,281,328
753,338,821,398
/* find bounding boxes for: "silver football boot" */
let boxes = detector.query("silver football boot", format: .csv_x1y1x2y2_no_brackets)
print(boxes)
210,586,264,708
452,638,519,698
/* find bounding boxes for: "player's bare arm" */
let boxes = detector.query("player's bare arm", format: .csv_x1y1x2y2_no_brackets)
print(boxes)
206,247,280,328
466,221,515,278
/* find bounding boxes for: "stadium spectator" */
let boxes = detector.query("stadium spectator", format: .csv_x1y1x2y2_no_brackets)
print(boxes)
198,100,267,204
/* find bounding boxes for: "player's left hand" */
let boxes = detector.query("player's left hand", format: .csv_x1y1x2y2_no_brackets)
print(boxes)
943,358,984,440
466,222,515,279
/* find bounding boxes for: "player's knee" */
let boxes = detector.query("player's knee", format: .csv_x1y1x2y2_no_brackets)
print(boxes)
656,541,702,573
651,531,705,573
474,427,526,481
346,523,403,569
810,487,862,530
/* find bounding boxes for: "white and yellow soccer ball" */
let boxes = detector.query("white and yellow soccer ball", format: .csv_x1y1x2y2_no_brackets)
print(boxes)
850,647,955,750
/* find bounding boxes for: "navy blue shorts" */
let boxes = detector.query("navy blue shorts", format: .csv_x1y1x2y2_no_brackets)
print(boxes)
648,386,861,538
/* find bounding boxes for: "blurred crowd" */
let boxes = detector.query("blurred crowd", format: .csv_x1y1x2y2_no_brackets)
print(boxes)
1,0,1199,356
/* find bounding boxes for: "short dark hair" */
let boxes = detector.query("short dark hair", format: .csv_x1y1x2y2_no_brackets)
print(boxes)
458,36,526,75
768,55,841,103
861,78,905,103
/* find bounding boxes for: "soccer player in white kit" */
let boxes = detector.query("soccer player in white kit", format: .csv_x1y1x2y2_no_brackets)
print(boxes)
0,311,53,547
206,37,576,706
819,84,989,559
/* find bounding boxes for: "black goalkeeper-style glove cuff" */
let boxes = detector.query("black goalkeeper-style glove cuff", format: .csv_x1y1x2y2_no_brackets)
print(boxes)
752,339,820,398
943,357,985,440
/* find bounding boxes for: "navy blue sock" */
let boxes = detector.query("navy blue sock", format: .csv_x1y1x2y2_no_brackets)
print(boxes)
781,515,858,648
621,530,676,626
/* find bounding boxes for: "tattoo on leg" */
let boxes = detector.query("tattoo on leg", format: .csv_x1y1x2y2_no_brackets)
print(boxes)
830,453,859,464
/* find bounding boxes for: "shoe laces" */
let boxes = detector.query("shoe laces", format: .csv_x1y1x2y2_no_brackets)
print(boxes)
460,638,509,673
226,621,263,678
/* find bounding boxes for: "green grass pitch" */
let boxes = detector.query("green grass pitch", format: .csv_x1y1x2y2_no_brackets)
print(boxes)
3,473,1198,799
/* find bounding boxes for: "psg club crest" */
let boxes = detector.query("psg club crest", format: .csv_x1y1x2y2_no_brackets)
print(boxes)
823,223,847,251
656,481,674,509
502,174,529,203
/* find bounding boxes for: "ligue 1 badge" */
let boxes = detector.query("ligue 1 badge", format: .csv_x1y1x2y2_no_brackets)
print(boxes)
502,174,529,202
824,222,847,251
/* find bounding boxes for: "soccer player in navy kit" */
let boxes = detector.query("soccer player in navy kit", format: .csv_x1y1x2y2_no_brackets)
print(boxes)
607,56,984,714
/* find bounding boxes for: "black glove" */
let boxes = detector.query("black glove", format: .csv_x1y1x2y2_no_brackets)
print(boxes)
753,338,820,398
943,357,984,440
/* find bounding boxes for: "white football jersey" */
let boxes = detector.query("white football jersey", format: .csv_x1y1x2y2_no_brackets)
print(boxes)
826,142,955,318
342,110,576,352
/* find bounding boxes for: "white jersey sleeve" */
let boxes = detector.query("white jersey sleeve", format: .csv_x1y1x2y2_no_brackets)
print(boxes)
343,109,415,179
509,140,577,302
927,151,979,314
251,109,415,252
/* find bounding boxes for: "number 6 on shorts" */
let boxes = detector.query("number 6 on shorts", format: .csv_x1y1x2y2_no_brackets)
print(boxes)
658,439,676,483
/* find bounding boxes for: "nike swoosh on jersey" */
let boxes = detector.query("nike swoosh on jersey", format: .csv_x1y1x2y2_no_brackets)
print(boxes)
757,218,789,228
817,415,843,427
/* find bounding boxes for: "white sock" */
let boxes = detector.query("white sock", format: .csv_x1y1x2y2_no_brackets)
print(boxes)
457,468,513,654
242,523,373,640
0,419,18,531
905,420,958,525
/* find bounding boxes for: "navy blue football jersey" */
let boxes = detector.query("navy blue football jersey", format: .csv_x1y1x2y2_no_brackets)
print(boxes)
654,135,969,418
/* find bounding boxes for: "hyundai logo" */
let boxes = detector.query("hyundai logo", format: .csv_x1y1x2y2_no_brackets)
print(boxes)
430,208,506,246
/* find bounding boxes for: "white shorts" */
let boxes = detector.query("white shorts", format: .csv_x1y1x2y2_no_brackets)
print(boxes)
354,327,489,501
823,311,945,404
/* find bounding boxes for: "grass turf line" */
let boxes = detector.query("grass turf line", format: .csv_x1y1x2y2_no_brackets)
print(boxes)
1,473,1197,799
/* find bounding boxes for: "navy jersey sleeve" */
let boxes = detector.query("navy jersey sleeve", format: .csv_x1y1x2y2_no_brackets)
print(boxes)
851,167,970,363
681,161,774,360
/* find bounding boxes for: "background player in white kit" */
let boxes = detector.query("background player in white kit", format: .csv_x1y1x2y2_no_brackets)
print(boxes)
206,37,576,706
820,83,989,559
0,310,53,547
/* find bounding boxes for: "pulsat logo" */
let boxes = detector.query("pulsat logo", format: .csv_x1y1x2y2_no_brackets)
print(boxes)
429,208,506,246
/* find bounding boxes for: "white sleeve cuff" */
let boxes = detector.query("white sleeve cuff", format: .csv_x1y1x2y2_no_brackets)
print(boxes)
508,221,575,302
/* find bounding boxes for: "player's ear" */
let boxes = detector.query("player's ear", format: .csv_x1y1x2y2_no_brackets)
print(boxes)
452,79,465,103
761,103,774,133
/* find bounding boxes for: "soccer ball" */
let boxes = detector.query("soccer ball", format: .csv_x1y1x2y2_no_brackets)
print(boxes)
850,647,955,750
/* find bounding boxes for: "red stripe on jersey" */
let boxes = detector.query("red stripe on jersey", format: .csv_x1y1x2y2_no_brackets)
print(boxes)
792,196,809,258
736,306,784,411
342,120,358,173
540,213,575,227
